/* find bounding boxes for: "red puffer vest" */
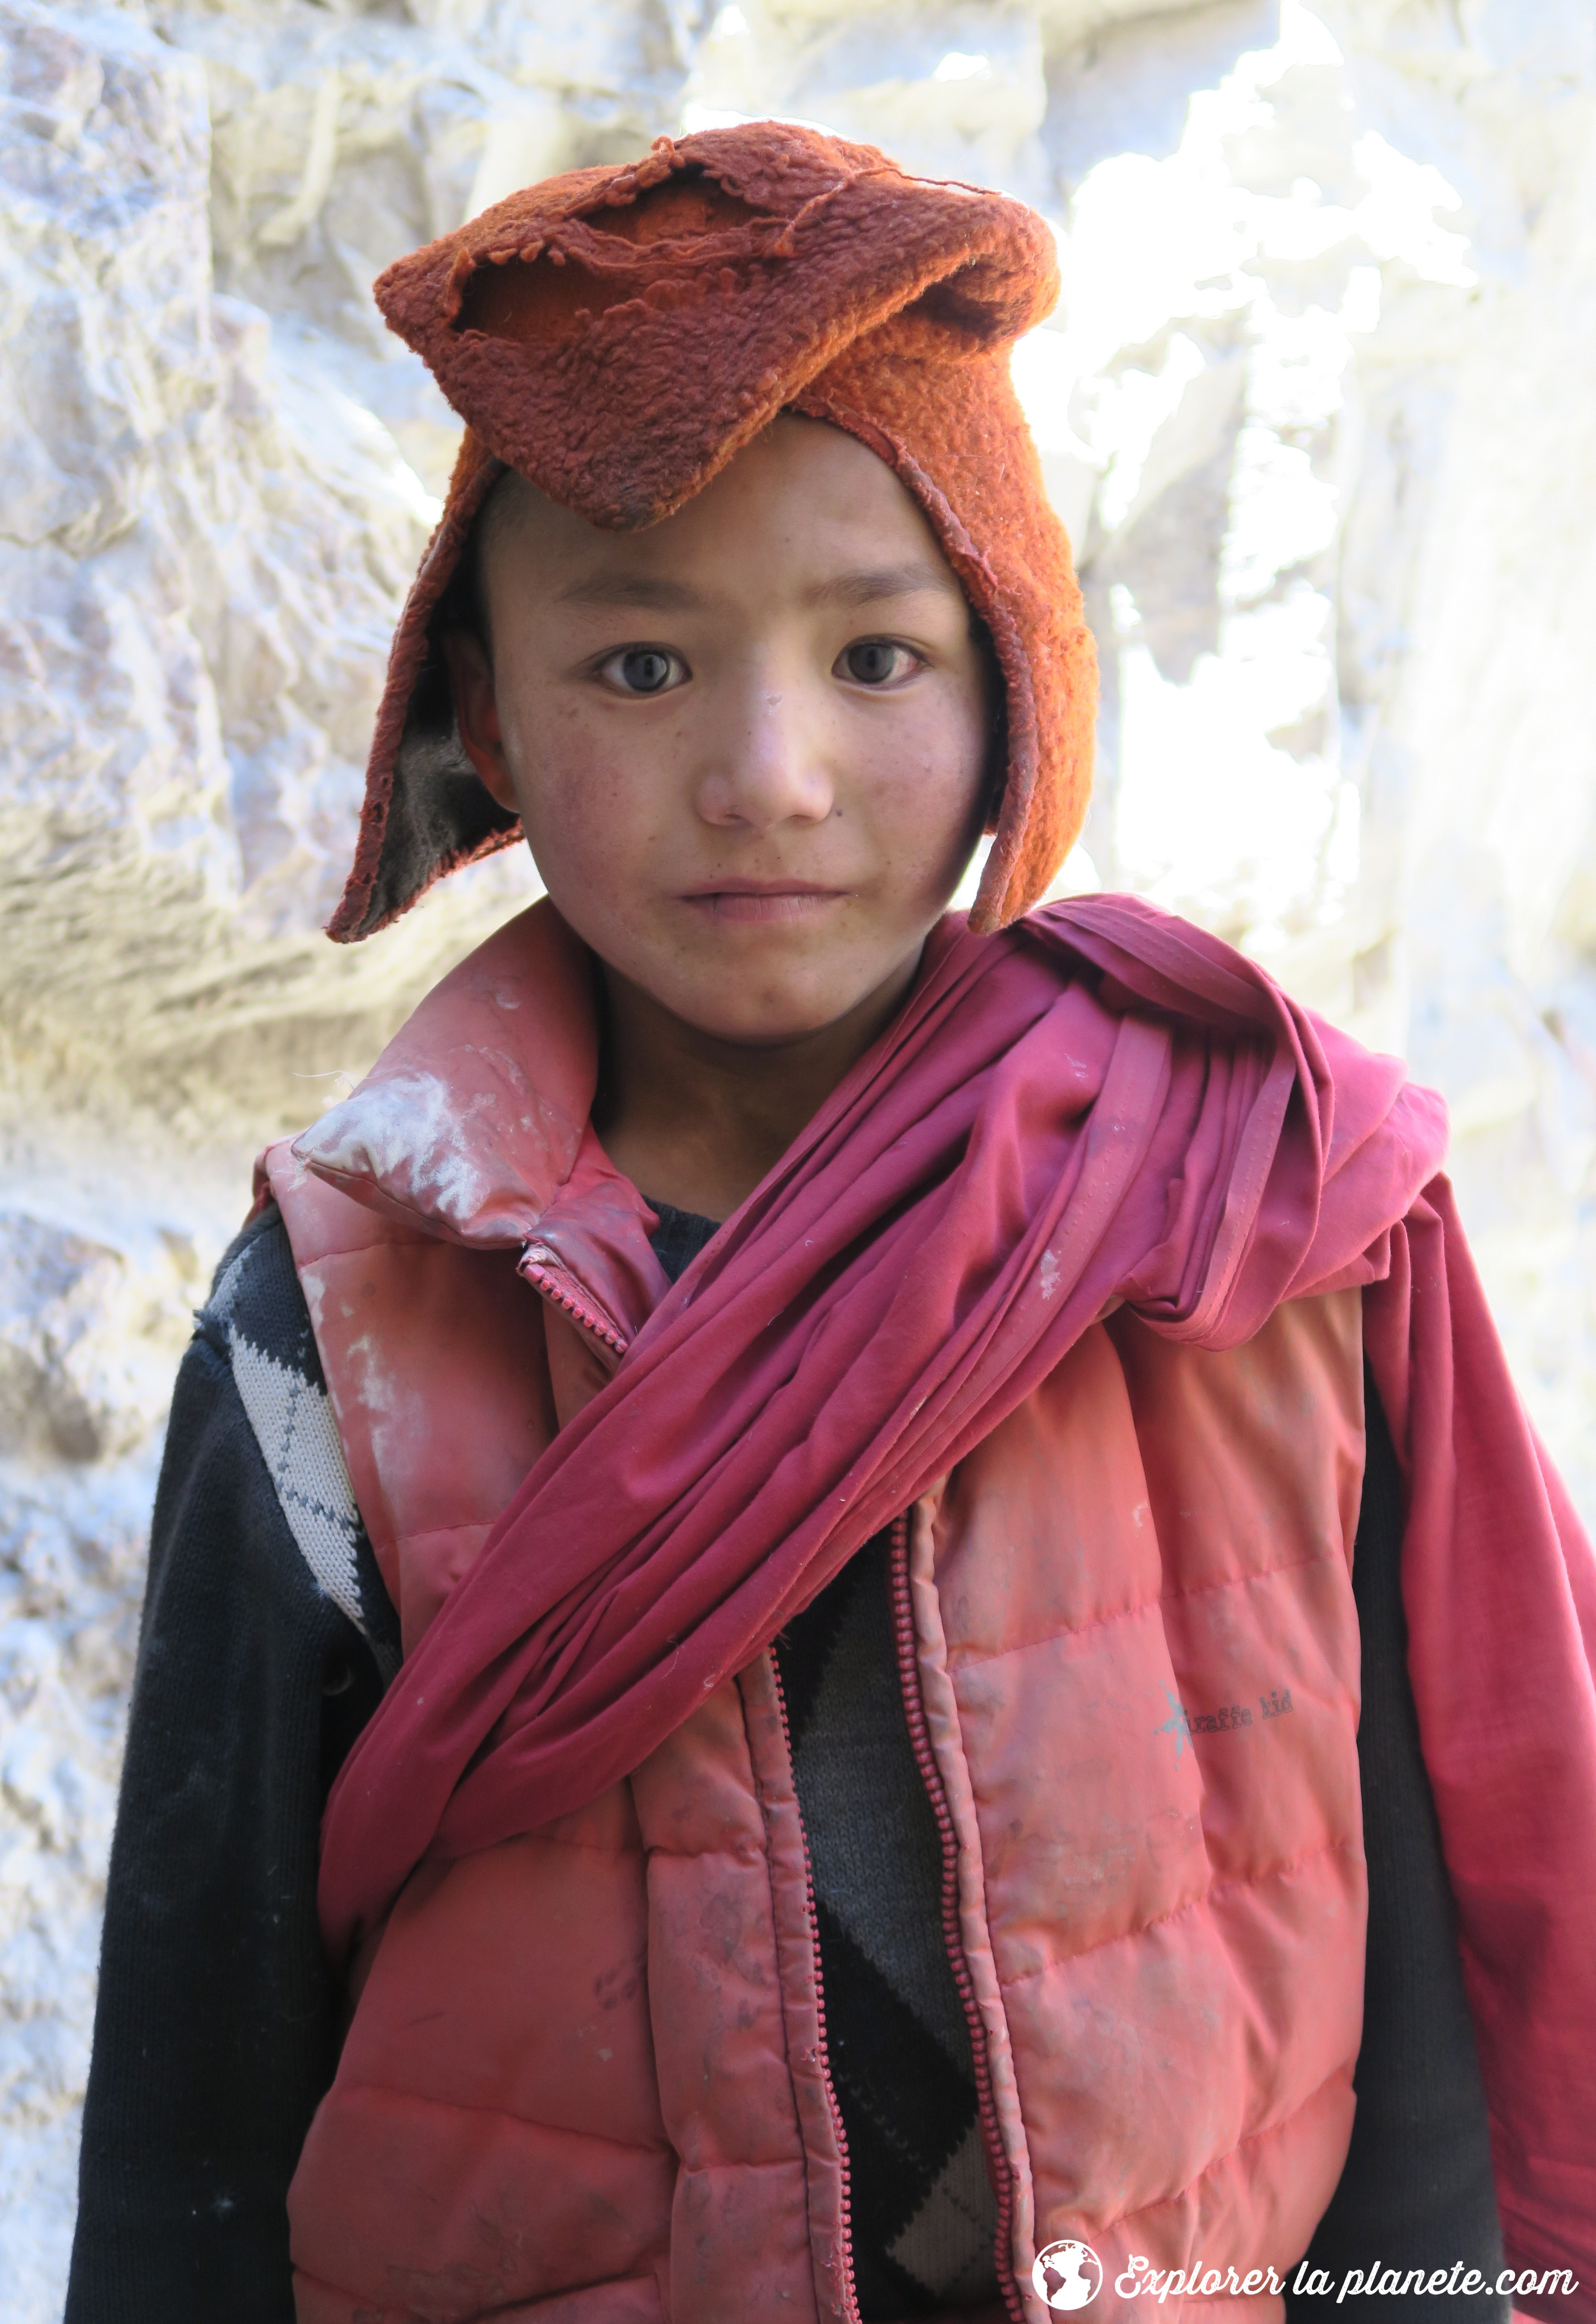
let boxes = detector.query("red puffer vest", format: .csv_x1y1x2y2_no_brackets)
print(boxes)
264,910,1371,2324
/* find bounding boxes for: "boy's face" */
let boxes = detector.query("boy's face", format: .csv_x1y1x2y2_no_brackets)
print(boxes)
445,416,994,1050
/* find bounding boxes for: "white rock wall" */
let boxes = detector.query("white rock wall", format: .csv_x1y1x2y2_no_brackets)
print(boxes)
3,0,1594,2306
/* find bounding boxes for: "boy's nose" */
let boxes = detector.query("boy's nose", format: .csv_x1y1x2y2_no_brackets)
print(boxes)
694,681,835,833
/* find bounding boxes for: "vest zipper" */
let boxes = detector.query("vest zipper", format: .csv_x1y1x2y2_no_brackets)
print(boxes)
765,1646,864,2324
518,1250,629,1356
887,1512,1025,2324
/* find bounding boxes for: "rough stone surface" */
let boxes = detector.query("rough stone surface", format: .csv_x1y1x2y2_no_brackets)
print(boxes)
3,0,1595,2306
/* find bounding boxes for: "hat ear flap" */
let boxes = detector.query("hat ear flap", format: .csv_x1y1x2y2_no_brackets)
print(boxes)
328,437,522,944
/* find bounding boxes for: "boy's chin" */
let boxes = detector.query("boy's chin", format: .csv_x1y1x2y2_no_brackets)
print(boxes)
590,915,934,1053
635,953,909,1050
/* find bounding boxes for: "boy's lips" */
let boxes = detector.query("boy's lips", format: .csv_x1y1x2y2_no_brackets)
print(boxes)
680,881,848,925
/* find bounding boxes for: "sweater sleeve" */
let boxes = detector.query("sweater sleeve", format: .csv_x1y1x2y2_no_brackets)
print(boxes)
1287,1367,1507,2319
66,1208,399,2324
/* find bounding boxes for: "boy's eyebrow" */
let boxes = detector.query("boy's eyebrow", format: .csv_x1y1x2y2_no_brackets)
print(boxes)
553,573,706,611
550,562,963,615
801,563,964,612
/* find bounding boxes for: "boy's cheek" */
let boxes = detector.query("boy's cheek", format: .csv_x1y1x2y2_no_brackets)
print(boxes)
515,755,662,899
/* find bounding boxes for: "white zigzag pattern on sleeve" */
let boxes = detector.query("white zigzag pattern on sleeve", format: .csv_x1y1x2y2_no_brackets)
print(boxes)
210,1234,397,1679
227,1331,366,1636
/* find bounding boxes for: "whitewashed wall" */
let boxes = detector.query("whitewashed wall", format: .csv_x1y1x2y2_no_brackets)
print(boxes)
3,0,1594,2305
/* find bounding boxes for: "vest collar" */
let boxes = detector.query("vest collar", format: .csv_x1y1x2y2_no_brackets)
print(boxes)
292,898,671,1351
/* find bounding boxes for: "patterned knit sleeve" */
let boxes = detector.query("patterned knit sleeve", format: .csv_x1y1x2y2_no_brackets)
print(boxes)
66,1206,398,2324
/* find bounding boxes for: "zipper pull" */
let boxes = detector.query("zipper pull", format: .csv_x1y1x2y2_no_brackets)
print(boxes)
518,1244,630,1356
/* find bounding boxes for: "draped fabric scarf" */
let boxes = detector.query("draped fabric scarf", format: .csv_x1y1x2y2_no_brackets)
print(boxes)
316,897,1596,2285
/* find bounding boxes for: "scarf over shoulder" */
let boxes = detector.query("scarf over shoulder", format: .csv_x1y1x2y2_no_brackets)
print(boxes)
303,895,1596,2297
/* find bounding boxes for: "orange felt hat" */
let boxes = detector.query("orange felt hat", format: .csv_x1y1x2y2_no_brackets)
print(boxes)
327,121,1097,943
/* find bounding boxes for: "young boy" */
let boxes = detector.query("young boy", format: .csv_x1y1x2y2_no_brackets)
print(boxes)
68,124,1594,2324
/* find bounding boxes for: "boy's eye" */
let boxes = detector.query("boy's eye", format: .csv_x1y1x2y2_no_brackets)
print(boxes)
838,640,920,687
598,646,686,695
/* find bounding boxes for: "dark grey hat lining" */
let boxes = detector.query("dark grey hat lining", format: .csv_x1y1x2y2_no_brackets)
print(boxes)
358,650,519,938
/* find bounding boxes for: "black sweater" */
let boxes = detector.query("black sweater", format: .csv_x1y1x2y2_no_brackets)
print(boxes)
67,1205,1505,2321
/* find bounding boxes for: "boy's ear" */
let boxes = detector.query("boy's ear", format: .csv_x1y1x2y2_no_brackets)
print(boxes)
441,630,519,818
